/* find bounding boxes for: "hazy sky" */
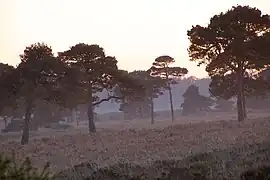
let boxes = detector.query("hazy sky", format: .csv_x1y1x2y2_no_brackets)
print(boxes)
1,0,270,78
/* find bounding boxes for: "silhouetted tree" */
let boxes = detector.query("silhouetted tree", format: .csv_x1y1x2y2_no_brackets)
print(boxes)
117,71,148,120
260,68,270,81
245,69,270,109
187,5,270,122
58,44,143,132
149,55,188,122
117,70,165,123
58,44,119,132
214,98,235,111
52,62,89,123
32,100,63,126
0,43,66,144
181,85,213,115
0,63,16,127
210,71,270,114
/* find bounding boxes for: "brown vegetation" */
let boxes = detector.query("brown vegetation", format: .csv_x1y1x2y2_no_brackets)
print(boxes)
1,115,270,176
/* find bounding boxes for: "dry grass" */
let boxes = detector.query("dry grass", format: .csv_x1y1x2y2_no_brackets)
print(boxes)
0,111,270,178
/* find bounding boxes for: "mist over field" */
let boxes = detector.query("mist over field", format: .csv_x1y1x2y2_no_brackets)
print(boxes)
95,77,211,113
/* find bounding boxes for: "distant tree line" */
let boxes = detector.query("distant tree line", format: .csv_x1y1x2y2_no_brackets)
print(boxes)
0,43,188,145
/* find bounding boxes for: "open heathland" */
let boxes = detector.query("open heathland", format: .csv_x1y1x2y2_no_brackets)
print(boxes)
1,113,270,179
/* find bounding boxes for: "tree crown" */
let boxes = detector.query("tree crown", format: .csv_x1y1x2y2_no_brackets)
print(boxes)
187,5,270,76
149,55,188,80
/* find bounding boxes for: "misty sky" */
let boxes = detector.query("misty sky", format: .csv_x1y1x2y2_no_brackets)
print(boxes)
1,0,270,78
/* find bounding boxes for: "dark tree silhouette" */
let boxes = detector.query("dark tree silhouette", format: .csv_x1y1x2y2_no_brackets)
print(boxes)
19,43,66,144
52,62,89,123
214,98,235,112
210,72,269,99
181,84,213,116
117,70,165,123
0,63,16,127
116,71,151,119
32,100,63,126
0,43,66,144
58,43,118,132
210,71,270,114
260,68,270,81
58,43,143,132
187,5,270,122
115,70,144,120
149,55,188,122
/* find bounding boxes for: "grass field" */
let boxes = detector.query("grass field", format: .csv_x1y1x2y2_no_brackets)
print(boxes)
0,111,270,179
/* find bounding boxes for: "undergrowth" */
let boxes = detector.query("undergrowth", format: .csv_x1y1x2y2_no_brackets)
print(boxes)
57,141,270,180
1,142,270,180
0,152,54,180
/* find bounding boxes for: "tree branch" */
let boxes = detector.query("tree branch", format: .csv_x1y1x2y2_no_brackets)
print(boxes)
92,95,122,106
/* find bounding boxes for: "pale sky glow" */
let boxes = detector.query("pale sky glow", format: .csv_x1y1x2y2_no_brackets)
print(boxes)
1,0,270,78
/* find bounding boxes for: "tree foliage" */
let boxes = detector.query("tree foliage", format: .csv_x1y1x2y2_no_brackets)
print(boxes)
187,5,270,122
58,43,119,132
181,85,213,116
58,43,144,132
117,70,165,122
209,72,270,99
149,55,188,122
58,43,118,103
149,56,188,80
53,64,88,109
0,63,16,117
0,43,66,144
214,98,235,111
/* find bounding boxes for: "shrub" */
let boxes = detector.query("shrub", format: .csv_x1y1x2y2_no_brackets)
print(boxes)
0,152,54,180
240,165,270,180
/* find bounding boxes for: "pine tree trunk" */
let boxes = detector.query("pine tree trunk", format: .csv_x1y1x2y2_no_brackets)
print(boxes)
243,93,247,118
76,110,79,126
71,108,76,123
242,82,247,119
139,102,143,119
88,86,96,132
181,100,188,116
3,116,7,128
236,70,246,122
67,113,71,122
168,84,175,122
150,96,154,124
21,99,33,145
236,93,243,121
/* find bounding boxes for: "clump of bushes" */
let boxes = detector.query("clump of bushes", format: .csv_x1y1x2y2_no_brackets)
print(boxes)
57,160,210,180
58,161,270,180
240,165,270,180
0,152,54,180
57,143,270,180
1,148,270,180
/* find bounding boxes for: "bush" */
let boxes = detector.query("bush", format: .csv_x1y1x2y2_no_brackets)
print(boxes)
0,152,54,180
1,153,270,180
57,160,210,180
2,141,270,180
240,165,270,180
56,141,270,180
